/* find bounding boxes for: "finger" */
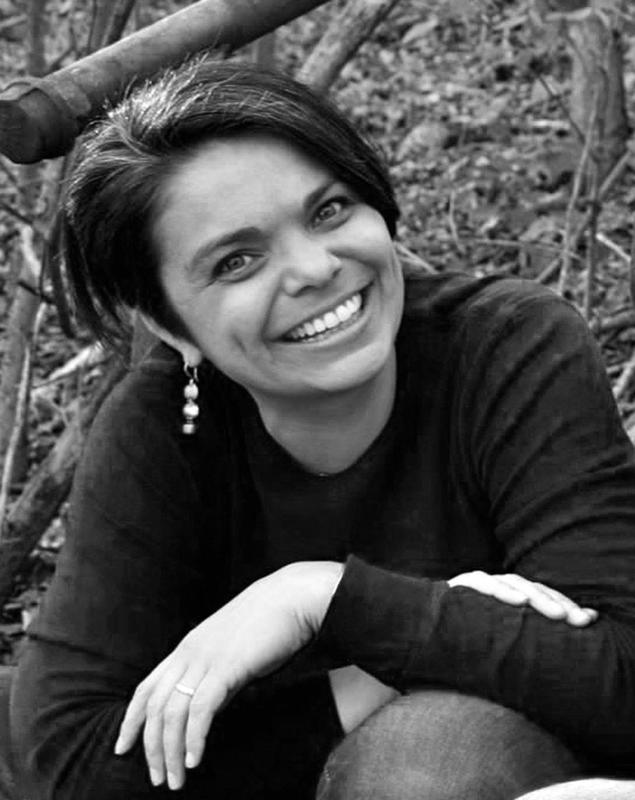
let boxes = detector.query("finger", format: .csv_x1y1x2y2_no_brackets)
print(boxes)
162,691,191,791
497,575,597,626
185,671,232,770
537,584,598,627
498,575,596,626
449,571,528,605
163,669,205,791
115,660,172,755
142,664,191,787
497,574,569,620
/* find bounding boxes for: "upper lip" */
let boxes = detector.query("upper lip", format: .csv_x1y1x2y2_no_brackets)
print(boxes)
277,285,369,340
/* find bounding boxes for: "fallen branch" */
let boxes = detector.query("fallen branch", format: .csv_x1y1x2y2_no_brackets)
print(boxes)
33,344,106,390
0,305,45,529
591,309,635,335
0,14,25,36
0,227,42,508
0,0,330,162
0,359,127,609
297,0,401,93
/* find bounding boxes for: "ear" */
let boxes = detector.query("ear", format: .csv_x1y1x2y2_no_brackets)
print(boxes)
139,313,203,367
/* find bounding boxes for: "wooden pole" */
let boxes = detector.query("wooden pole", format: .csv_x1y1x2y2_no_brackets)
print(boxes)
0,0,330,163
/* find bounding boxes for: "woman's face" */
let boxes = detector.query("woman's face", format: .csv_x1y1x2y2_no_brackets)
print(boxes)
152,135,404,404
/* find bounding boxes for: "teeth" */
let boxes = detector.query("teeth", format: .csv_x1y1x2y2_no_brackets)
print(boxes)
286,291,364,341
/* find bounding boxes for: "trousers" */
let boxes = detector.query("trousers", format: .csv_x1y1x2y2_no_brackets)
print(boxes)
316,689,633,800
4,665,635,800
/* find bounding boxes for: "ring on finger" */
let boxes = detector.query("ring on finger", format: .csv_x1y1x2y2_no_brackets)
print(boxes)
174,682,196,697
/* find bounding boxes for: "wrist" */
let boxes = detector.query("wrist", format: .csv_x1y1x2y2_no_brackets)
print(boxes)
280,560,344,634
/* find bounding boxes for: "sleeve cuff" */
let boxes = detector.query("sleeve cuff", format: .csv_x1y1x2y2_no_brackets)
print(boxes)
315,555,450,687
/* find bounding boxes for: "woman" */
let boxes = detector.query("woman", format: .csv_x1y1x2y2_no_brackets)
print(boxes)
10,56,635,799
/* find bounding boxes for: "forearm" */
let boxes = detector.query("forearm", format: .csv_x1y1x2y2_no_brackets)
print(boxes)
13,637,341,800
317,556,635,767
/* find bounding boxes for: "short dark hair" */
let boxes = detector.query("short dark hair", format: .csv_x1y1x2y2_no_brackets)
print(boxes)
61,56,400,347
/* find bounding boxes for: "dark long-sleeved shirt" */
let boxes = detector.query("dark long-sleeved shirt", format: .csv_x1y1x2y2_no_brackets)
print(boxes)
12,272,635,799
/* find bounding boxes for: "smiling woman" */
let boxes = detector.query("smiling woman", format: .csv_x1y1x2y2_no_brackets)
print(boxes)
8,56,635,800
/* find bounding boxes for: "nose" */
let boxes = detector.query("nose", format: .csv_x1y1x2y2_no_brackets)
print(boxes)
279,233,342,296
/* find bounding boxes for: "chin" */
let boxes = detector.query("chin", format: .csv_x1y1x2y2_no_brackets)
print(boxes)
296,342,395,397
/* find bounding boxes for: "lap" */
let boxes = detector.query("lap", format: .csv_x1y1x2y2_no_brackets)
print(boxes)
317,689,587,800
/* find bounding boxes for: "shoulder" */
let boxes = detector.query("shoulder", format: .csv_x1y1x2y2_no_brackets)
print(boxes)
80,343,234,503
91,343,181,441
403,271,588,349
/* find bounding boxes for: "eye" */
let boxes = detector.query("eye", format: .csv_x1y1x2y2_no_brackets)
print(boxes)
312,196,351,228
214,252,258,280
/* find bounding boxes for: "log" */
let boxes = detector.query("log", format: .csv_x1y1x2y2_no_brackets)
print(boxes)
0,0,330,163
297,0,401,94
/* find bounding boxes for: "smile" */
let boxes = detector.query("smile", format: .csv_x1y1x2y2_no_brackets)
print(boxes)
283,290,366,343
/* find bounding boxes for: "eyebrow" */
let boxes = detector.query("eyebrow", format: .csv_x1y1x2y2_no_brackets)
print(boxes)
186,179,338,276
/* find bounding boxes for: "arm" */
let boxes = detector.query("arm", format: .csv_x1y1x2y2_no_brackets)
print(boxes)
317,286,635,768
11,363,340,800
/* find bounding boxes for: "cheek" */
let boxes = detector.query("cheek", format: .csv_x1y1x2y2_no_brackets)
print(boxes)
191,288,273,356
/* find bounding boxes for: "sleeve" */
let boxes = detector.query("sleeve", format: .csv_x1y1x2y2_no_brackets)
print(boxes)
12,369,340,800
316,284,635,770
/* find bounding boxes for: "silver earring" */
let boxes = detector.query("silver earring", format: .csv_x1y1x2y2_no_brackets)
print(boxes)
182,363,199,435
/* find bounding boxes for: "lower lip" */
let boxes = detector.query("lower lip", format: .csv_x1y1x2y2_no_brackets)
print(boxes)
283,286,372,346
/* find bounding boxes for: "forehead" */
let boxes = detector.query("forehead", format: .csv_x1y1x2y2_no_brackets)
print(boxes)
160,135,334,212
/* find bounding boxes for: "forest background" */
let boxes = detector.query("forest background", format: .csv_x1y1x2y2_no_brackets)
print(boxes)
0,0,635,665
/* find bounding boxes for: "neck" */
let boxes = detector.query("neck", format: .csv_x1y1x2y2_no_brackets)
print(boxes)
253,351,397,475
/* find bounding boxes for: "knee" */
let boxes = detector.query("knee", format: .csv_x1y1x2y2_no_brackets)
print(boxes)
316,691,583,800
515,779,635,800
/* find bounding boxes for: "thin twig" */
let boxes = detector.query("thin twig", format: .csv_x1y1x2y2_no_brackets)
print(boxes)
583,160,600,320
464,237,584,263
104,0,138,45
447,191,465,255
533,71,585,144
396,242,436,274
537,148,632,284
558,95,597,296
613,347,635,402
596,232,630,264
0,14,25,34
0,158,19,188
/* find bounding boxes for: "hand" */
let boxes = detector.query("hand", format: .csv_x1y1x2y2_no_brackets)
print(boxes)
114,561,343,791
329,665,399,734
448,571,598,627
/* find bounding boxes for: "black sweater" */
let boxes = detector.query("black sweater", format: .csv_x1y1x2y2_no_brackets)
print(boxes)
13,273,635,799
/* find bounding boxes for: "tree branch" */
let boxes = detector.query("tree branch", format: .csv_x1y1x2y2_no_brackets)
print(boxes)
297,0,401,93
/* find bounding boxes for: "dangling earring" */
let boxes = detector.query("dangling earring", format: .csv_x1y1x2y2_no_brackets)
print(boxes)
182,363,199,435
